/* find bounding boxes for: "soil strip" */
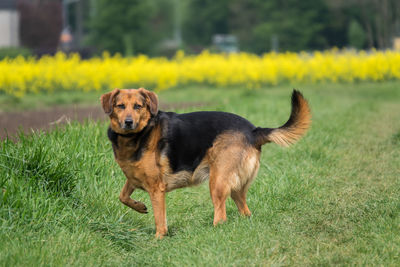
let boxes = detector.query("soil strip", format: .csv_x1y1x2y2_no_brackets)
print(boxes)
0,102,205,140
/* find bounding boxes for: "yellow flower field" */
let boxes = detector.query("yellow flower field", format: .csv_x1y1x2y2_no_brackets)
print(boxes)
1,49,399,97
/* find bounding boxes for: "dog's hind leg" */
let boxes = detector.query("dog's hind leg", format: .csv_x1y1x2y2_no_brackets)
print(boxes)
208,133,245,225
119,180,148,213
231,155,259,216
209,168,231,226
231,183,252,217
231,146,260,217
208,132,260,225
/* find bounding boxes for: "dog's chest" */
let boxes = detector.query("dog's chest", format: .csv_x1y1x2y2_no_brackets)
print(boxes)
115,147,161,190
116,159,145,188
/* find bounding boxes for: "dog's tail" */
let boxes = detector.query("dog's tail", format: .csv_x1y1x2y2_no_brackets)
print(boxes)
253,90,311,147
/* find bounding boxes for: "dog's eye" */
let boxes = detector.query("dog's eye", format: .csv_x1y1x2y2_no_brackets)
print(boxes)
134,104,142,110
117,104,125,109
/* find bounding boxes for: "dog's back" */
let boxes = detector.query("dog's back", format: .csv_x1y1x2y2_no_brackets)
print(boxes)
160,111,258,173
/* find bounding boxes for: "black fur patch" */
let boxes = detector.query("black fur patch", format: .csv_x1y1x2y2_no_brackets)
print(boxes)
107,127,120,148
252,127,273,148
159,111,257,172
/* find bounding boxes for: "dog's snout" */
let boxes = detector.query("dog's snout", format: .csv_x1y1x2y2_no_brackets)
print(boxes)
122,117,135,129
125,118,133,125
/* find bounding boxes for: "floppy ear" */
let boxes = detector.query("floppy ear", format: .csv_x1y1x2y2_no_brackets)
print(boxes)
139,88,158,116
100,89,120,115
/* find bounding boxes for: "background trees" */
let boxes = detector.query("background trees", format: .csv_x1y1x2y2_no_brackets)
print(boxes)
79,0,400,54
88,0,158,55
227,0,330,52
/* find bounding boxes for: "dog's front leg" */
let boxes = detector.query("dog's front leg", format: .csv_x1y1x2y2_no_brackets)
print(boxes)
149,186,167,239
119,180,148,213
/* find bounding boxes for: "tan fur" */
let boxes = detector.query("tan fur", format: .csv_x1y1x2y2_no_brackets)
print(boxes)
162,157,210,192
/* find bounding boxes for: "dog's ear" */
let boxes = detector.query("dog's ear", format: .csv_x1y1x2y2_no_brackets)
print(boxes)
139,88,158,116
100,89,120,115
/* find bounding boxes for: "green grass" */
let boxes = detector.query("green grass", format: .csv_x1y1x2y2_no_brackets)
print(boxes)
1,82,400,266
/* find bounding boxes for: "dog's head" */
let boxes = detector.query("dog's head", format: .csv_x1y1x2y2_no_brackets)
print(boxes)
100,88,158,134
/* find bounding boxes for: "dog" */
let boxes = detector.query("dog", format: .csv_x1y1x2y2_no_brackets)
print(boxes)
101,88,311,238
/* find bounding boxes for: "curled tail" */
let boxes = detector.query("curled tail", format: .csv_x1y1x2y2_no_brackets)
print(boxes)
253,90,311,147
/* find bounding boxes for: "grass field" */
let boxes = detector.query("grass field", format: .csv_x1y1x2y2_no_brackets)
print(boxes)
1,82,400,266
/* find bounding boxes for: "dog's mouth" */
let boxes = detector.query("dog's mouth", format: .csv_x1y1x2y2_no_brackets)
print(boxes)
121,123,136,131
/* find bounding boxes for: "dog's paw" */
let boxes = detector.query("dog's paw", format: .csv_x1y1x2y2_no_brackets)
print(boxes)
155,232,165,239
155,228,168,239
133,201,148,213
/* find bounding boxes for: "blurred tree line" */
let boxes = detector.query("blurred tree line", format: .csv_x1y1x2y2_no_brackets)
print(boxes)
84,0,400,55
14,0,400,56
86,0,173,56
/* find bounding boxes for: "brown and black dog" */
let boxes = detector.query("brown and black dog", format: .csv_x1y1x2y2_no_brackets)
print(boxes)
101,88,311,238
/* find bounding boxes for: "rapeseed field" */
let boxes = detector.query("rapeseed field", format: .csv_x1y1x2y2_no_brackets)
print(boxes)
1,49,399,97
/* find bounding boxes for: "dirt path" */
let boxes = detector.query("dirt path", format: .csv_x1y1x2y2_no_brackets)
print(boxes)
0,102,205,140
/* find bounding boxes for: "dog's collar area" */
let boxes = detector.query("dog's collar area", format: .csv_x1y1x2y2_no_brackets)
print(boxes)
114,131,137,138
107,127,136,140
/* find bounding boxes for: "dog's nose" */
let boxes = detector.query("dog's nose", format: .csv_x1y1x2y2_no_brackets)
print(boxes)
124,118,133,127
